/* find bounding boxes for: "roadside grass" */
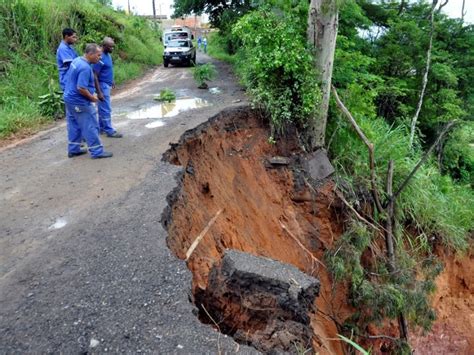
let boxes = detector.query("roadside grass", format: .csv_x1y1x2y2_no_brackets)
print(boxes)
328,112,474,252
0,0,163,139
0,101,51,139
207,32,237,64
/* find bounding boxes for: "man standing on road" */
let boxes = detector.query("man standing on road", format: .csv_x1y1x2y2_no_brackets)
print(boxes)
64,44,113,159
56,28,79,91
93,37,123,138
197,35,202,51
203,37,208,53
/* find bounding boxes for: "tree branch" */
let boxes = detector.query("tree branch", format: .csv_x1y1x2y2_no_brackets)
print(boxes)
331,85,384,213
409,0,437,148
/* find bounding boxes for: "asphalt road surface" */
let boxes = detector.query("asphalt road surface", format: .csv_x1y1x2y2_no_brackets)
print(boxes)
0,53,254,353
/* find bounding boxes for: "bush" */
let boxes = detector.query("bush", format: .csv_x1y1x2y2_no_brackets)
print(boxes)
232,8,321,135
193,63,217,88
442,121,474,186
154,88,176,102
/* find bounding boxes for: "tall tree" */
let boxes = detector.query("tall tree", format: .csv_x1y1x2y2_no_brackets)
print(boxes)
307,0,339,150
409,0,449,148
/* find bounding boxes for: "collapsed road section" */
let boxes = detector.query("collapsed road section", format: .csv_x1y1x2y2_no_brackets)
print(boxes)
160,106,474,354
161,106,347,354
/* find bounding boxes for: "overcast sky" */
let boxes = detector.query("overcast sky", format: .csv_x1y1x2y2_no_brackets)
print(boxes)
112,0,473,24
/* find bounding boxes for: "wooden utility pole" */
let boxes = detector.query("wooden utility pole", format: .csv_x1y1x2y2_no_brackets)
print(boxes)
127,0,131,14
152,0,157,20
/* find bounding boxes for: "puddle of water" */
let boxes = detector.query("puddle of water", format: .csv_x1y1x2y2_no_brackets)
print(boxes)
49,217,67,230
127,97,210,120
209,87,222,94
145,120,166,129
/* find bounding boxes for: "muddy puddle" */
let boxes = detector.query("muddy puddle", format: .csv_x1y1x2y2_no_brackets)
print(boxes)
48,217,67,230
161,106,474,355
209,87,221,94
145,120,165,129
127,97,210,120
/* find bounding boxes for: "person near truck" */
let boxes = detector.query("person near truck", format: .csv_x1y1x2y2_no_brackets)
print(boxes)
197,35,202,51
93,37,122,138
63,44,113,159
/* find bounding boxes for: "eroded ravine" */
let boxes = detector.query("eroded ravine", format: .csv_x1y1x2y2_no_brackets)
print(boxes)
161,106,473,354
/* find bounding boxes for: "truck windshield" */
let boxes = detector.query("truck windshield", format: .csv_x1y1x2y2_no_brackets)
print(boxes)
168,40,189,47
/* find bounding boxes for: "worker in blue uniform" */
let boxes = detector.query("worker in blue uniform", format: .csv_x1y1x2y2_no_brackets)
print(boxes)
63,44,113,159
56,28,78,91
57,28,79,130
93,37,122,138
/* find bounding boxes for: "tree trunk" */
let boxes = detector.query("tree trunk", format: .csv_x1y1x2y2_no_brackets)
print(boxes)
307,0,339,150
462,0,466,21
409,0,438,148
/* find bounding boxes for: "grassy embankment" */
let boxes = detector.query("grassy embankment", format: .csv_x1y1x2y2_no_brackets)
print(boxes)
0,0,163,139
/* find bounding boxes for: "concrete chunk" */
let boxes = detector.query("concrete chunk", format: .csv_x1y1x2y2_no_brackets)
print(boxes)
198,249,320,353
305,149,334,181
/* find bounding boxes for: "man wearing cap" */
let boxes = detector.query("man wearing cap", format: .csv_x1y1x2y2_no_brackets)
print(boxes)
63,44,113,159
94,37,122,138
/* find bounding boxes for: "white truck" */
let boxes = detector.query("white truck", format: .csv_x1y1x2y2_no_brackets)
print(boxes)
162,26,194,47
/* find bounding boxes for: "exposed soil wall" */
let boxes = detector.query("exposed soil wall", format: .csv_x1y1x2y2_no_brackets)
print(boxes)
162,107,348,354
161,106,474,354
411,251,474,354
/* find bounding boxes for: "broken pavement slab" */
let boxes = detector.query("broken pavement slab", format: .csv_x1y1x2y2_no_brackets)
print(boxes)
199,249,320,353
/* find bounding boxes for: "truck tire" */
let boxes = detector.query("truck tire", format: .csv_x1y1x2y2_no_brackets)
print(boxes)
164,60,169,68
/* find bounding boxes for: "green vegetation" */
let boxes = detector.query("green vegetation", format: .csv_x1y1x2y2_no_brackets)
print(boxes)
207,32,236,64
193,63,217,88
154,88,176,102
232,8,320,136
338,334,370,355
0,0,163,138
178,0,474,351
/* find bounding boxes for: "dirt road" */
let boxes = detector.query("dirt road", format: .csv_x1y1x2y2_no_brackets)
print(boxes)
0,54,252,353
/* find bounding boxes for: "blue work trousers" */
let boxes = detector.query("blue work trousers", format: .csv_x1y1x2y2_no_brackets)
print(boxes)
97,82,115,136
66,103,104,158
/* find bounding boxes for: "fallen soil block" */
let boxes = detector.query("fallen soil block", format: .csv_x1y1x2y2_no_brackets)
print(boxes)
197,249,320,353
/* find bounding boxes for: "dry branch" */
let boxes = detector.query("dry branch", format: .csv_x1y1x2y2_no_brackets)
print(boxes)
331,85,384,213
280,221,326,268
334,189,381,233
201,304,222,355
185,209,223,261
384,161,409,339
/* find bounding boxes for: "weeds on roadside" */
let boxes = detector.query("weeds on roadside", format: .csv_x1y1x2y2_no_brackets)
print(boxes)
154,88,176,102
193,63,217,89
38,78,64,119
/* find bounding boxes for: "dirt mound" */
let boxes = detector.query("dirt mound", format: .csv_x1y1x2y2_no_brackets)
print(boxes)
161,106,474,354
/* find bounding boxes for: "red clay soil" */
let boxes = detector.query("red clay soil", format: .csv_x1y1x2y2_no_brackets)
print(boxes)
163,107,350,354
162,107,474,354
411,251,474,355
